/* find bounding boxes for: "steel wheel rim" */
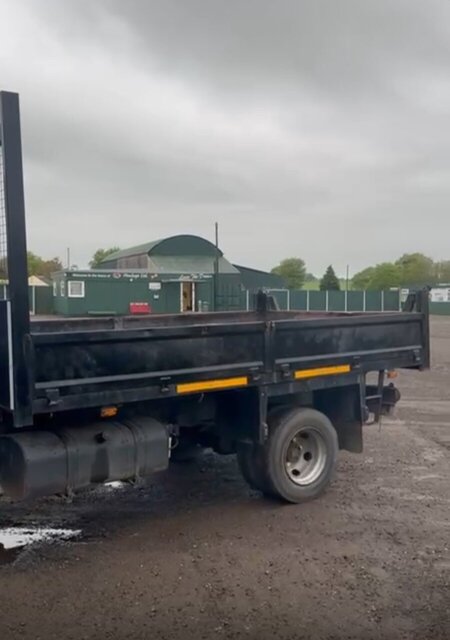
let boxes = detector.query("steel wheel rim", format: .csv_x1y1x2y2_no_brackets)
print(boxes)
284,427,327,486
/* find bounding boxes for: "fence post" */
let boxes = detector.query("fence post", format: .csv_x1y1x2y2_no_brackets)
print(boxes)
381,290,385,312
325,290,329,312
345,289,348,312
306,289,310,312
287,289,290,311
246,289,250,311
363,290,366,312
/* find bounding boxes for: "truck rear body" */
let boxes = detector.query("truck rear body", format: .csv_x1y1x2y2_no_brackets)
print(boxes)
0,90,430,503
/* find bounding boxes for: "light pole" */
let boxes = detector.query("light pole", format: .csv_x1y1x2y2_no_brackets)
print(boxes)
213,222,219,311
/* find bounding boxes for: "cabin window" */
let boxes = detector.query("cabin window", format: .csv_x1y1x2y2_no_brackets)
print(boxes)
68,280,85,298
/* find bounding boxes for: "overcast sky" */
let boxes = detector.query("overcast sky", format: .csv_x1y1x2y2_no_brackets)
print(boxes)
1,0,450,275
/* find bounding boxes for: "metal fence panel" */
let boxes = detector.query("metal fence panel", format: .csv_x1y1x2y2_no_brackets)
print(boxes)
308,291,326,311
429,302,450,315
383,290,400,311
365,291,382,312
328,290,345,311
347,291,364,311
290,290,308,310
260,288,400,313
269,289,289,310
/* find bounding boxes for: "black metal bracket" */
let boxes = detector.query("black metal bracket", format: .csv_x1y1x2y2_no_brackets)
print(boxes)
0,91,33,426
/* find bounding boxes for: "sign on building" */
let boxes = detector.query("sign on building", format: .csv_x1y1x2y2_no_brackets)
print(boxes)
430,288,450,303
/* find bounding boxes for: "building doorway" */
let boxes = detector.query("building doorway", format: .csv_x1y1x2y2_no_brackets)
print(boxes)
181,281,195,312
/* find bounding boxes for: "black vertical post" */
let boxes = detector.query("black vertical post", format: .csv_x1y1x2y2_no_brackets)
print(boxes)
418,288,431,371
213,222,219,312
0,91,33,426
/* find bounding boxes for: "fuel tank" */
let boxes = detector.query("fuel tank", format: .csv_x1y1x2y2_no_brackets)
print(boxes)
0,416,169,499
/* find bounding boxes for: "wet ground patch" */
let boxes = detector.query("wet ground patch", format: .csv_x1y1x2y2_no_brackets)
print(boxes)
0,527,81,565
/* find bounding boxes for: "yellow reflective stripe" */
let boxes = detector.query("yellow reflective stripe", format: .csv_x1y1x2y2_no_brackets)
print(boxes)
294,364,351,380
177,376,248,394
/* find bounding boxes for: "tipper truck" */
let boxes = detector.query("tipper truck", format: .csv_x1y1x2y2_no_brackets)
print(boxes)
0,91,430,504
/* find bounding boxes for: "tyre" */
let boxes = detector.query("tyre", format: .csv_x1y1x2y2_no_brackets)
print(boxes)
237,443,271,493
263,407,338,503
237,405,291,494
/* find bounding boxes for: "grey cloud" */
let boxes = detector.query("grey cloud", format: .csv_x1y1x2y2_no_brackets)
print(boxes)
79,1,450,99
1,0,449,274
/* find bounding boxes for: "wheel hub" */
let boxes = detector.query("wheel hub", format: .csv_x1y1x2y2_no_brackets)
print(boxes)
285,428,327,486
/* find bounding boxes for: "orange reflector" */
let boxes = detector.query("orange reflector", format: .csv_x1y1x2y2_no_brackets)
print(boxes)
294,364,351,380
387,370,398,379
100,406,118,418
177,376,248,395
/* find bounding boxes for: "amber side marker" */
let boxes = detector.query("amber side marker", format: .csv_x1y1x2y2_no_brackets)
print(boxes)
177,376,248,395
294,364,351,380
100,406,118,418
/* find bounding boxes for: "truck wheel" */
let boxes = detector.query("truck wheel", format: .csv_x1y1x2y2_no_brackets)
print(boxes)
262,407,338,503
236,405,291,494
237,444,271,493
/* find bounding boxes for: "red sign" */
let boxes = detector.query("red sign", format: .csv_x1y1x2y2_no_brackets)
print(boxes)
129,302,151,314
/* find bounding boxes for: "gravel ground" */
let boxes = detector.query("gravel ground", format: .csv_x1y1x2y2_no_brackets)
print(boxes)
0,317,449,640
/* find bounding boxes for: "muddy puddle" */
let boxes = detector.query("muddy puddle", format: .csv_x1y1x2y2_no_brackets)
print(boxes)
0,481,131,565
0,527,81,565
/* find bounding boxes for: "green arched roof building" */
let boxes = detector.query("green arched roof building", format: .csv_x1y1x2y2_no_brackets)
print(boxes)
52,234,285,316
98,234,240,278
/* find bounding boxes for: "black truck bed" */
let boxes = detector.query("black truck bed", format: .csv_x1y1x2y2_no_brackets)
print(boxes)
24,307,429,416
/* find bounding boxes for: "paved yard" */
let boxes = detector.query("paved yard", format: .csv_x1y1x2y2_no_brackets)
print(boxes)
0,318,449,640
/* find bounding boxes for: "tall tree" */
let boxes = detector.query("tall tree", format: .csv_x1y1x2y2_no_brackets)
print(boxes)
89,247,121,268
352,266,375,290
271,257,306,289
434,260,450,283
352,263,401,290
320,265,340,291
396,253,435,286
27,252,63,278
367,263,401,290
350,254,450,290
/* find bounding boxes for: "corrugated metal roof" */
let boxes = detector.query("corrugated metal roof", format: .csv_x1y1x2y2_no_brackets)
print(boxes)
234,264,286,290
102,240,165,262
100,234,223,263
148,255,239,275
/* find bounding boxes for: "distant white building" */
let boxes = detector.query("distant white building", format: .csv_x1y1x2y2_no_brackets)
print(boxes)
429,285,450,303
